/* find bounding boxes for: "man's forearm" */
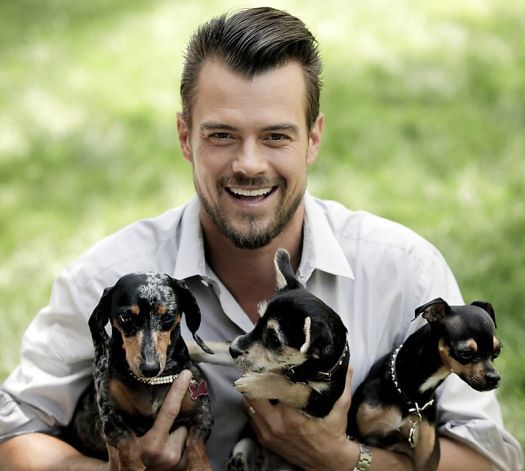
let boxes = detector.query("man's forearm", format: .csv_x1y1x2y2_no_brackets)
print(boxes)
438,437,492,471
0,433,106,471
308,436,492,471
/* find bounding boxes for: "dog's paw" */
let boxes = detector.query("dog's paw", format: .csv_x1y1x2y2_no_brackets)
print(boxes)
227,453,249,471
234,374,260,396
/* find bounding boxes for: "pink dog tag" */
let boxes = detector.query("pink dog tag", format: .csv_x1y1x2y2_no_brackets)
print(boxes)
189,380,208,401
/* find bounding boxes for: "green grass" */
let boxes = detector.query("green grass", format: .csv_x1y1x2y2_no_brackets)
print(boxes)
1,0,524,452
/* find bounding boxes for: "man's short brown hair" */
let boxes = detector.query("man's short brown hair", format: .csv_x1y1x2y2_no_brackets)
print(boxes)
180,7,322,130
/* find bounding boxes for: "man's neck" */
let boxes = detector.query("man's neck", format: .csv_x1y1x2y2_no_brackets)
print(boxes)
201,209,304,323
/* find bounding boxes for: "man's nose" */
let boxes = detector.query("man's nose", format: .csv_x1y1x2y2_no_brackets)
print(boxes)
231,140,267,176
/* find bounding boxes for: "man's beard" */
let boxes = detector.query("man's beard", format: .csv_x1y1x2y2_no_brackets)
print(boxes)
195,174,305,249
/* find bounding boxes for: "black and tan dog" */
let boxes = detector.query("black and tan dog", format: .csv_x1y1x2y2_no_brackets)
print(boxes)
229,248,349,417
227,249,349,470
68,272,214,471
347,297,501,471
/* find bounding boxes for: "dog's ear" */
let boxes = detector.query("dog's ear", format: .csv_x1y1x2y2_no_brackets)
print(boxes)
171,279,214,354
88,286,115,341
414,297,451,323
305,320,334,360
274,248,301,291
471,300,497,328
300,317,312,354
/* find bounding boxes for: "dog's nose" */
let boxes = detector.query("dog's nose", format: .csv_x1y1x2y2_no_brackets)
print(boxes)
140,359,161,377
485,370,501,388
229,344,241,359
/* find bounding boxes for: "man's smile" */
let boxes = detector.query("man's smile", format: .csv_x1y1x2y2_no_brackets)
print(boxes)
226,186,278,202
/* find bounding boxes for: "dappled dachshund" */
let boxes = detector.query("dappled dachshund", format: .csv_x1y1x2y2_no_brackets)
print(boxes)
68,272,214,471
227,248,349,470
348,297,501,471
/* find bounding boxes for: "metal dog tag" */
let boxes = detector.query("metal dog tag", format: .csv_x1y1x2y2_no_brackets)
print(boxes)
189,379,208,401
409,421,419,448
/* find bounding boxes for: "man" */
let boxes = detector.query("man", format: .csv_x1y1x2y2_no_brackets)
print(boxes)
0,7,522,471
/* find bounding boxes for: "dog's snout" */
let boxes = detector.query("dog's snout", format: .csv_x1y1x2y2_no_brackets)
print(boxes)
229,344,242,359
140,358,161,377
486,370,501,388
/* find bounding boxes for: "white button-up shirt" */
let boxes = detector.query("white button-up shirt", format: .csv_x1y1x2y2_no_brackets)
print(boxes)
1,193,522,470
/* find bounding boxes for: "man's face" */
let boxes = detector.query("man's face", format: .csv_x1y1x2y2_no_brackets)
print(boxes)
177,59,323,249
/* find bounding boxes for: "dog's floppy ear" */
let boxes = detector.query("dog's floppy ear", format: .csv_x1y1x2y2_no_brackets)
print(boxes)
471,300,497,328
274,248,301,291
414,297,451,323
88,286,115,342
171,278,214,354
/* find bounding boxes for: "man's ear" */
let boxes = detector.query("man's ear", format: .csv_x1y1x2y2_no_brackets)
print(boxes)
306,113,324,166
177,112,193,163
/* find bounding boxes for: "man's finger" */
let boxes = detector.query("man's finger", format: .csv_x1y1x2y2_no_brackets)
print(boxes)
150,369,192,436
330,365,353,416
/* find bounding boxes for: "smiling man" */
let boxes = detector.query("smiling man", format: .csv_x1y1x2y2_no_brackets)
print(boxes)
0,7,522,471
182,59,319,254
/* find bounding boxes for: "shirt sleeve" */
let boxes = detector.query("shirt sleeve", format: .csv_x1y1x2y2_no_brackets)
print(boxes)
408,244,524,471
0,268,97,442
437,375,523,471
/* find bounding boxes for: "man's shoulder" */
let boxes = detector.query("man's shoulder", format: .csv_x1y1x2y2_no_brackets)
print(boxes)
64,202,191,291
310,196,440,260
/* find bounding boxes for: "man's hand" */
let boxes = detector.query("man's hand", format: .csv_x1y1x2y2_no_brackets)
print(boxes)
136,369,193,470
245,367,358,471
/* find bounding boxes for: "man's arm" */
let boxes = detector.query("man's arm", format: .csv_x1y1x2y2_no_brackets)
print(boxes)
0,433,106,471
0,371,193,471
438,438,491,471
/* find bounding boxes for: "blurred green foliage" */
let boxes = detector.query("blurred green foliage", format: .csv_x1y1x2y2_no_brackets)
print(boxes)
1,0,523,450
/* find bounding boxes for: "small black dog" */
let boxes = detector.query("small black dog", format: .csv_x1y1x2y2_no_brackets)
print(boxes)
227,249,349,470
229,248,349,418
68,272,214,471
348,297,501,471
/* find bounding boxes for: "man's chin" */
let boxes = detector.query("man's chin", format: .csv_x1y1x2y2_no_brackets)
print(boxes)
226,227,275,250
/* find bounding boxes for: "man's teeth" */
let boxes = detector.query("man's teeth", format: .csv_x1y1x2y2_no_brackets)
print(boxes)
230,187,272,197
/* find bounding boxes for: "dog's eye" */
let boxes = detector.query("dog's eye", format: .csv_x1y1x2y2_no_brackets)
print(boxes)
456,349,476,362
118,312,133,326
161,313,176,328
265,330,282,349
493,344,502,359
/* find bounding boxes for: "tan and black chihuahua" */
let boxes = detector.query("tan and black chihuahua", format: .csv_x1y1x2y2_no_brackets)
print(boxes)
227,248,349,470
348,297,501,471
229,248,350,418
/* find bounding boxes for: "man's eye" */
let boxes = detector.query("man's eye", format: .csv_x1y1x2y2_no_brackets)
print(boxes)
264,133,291,147
267,133,288,141
209,132,233,140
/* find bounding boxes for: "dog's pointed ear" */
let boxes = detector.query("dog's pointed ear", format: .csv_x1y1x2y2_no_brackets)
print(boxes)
171,278,214,354
307,321,333,360
300,317,312,354
414,297,451,323
88,285,115,341
274,248,301,291
471,300,497,328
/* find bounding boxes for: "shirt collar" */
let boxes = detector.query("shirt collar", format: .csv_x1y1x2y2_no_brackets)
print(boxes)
173,193,355,282
173,195,208,280
298,193,354,282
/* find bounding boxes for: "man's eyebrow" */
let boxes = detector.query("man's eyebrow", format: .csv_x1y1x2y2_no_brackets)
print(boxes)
200,121,300,136
260,124,300,135
200,121,238,132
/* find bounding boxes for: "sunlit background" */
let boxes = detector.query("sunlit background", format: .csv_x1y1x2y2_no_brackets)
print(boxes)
1,0,524,449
